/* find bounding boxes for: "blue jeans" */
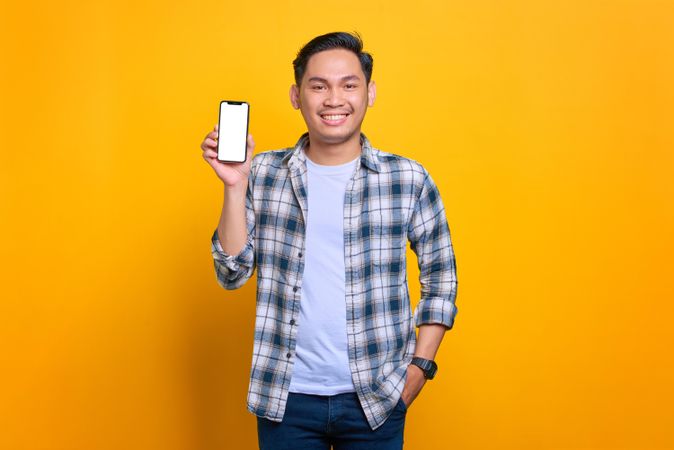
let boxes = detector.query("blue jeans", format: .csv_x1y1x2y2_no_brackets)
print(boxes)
256,391,407,449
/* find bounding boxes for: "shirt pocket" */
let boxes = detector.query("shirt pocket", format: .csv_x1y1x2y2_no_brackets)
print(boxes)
366,206,407,269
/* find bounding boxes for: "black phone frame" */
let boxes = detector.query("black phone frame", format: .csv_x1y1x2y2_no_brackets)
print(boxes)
217,100,250,163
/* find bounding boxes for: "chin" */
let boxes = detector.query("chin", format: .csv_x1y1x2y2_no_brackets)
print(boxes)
310,124,360,142
315,131,357,145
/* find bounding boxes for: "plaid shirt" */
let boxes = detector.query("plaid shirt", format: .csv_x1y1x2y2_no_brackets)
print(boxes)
211,132,458,430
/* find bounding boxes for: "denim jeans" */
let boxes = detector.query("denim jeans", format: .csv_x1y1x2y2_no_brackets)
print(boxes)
256,391,407,449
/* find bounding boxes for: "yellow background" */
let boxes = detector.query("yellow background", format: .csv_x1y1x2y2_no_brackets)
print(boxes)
1,0,673,449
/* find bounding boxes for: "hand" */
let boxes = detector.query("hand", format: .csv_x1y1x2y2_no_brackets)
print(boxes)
401,364,427,409
201,124,255,187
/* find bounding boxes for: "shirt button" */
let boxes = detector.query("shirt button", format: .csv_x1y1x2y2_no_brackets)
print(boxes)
289,319,296,325
298,252,303,257
286,352,292,358
293,286,299,292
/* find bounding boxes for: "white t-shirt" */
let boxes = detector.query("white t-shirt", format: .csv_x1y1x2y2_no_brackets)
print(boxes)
288,149,360,395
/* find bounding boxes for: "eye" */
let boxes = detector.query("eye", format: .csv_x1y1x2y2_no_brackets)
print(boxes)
345,84,357,89
311,85,326,91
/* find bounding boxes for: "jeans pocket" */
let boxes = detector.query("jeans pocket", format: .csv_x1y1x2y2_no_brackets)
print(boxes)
397,396,408,413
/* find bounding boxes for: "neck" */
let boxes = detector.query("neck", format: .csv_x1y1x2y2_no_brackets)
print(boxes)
304,130,362,165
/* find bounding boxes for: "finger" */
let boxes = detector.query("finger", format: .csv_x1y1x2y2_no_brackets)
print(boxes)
245,134,255,161
214,124,219,131
247,133,255,150
203,149,218,159
202,152,222,169
200,140,212,152
204,132,218,144
203,137,217,149
202,152,219,170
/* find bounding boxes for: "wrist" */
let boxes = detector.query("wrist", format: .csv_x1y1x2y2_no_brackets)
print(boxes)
410,356,438,380
408,364,425,377
224,181,246,194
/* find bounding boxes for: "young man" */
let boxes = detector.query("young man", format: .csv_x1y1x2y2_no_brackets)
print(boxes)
201,32,458,449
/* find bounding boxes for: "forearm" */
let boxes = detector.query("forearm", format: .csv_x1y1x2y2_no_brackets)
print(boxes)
402,323,448,405
413,323,448,360
217,182,248,255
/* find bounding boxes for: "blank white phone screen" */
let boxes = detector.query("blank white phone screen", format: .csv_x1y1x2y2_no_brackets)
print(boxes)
218,101,248,162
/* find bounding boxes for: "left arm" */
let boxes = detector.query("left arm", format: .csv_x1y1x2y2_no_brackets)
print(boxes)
402,167,458,407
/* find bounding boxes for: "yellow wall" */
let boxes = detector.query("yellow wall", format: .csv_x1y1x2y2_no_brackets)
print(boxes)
1,0,673,449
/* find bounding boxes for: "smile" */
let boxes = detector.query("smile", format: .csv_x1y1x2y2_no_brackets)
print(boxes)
319,113,349,125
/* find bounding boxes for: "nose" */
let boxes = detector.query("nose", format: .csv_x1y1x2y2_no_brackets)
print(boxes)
323,88,344,107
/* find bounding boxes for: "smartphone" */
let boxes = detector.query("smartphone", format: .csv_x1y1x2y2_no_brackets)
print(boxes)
217,100,249,163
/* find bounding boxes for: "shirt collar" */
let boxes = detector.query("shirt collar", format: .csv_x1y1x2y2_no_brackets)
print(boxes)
283,132,381,173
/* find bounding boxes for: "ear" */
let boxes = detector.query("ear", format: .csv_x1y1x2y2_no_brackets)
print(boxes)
289,84,301,109
367,80,376,107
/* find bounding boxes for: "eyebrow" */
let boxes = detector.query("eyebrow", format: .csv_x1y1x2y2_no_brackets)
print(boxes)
307,75,361,83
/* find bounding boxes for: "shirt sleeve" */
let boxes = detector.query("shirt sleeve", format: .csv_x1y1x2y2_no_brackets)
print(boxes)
211,177,256,290
407,168,458,329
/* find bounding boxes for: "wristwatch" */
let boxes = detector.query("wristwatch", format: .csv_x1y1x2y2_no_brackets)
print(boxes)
410,357,438,380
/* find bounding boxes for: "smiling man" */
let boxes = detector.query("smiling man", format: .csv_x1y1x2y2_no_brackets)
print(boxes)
201,32,458,450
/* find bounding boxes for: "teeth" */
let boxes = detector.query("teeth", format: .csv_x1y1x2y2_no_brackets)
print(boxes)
322,114,347,120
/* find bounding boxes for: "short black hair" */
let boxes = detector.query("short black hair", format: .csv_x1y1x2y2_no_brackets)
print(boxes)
292,31,374,86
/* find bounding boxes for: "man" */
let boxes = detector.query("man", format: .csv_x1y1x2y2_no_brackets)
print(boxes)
200,32,458,449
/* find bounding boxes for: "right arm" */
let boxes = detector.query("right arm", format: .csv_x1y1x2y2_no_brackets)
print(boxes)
217,180,247,256
202,124,257,290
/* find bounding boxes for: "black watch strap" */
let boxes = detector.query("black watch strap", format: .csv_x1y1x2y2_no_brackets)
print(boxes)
410,357,438,380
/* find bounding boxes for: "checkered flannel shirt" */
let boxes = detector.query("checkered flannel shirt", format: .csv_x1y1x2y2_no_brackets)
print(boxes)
211,132,458,430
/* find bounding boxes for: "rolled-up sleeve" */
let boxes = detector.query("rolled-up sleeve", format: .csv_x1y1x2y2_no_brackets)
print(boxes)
407,168,458,329
211,177,256,290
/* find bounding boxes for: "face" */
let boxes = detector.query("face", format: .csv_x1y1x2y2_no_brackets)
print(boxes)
290,48,376,146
